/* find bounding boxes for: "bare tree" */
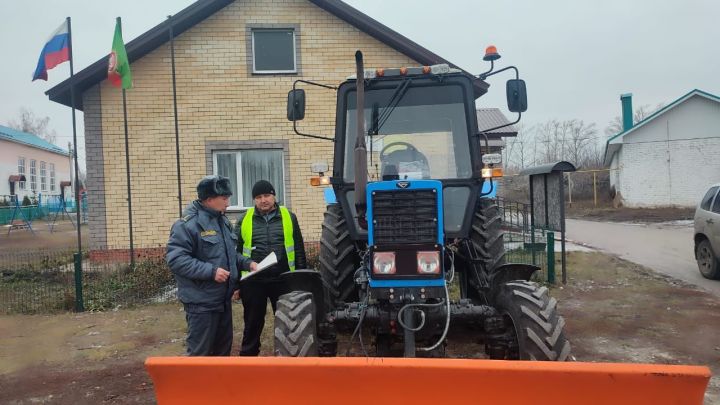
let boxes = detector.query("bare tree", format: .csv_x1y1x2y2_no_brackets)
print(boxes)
536,119,574,163
7,107,58,145
512,119,601,169
503,123,528,171
565,120,597,167
604,103,665,137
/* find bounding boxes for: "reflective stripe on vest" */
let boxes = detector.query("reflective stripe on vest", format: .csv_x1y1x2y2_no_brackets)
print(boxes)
240,206,295,276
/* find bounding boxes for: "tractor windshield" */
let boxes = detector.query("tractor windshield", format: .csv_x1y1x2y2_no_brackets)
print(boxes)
344,83,472,182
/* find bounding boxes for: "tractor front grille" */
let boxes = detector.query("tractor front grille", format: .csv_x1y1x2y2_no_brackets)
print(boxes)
371,189,438,245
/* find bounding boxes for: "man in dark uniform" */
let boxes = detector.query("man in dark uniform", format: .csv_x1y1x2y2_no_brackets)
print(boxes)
167,175,257,356
237,180,307,356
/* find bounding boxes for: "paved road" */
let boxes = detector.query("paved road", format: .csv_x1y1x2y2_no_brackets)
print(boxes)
565,219,720,297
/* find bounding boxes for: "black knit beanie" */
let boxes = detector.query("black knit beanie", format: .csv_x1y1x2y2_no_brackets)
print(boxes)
252,180,275,199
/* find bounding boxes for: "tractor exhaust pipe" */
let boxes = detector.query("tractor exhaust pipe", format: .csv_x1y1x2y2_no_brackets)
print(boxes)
354,50,368,229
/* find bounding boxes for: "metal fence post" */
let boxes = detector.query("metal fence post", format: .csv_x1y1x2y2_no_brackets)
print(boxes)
530,225,537,266
74,252,84,312
546,231,555,284
593,171,598,207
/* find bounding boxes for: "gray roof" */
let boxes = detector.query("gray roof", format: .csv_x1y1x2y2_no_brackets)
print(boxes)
519,161,576,176
46,0,489,110
476,108,518,138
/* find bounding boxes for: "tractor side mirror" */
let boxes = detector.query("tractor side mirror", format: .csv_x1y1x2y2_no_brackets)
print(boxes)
287,89,306,121
506,79,527,113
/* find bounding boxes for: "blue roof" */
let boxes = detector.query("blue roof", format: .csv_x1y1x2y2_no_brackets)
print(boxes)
0,124,69,155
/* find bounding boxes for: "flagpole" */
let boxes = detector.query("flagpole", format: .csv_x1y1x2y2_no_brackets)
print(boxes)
67,16,85,312
118,16,135,268
168,15,182,217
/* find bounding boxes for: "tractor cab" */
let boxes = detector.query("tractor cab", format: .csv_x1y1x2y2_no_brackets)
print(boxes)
335,66,482,243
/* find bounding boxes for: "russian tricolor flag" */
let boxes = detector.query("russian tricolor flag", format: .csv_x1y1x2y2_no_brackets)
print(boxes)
32,20,70,81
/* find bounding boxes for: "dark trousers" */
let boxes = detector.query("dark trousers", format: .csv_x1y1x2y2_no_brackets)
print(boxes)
239,280,286,356
185,302,233,356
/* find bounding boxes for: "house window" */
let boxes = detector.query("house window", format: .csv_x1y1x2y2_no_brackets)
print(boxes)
251,29,297,74
49,163,56,192
40,161,47,192
213,149,285,209
18,157,25,190
30,160,37,192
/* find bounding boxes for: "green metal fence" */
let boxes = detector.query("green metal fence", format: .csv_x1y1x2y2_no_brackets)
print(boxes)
0,249,174,314
1,201,543,315
497,198,550,281
0,193,88,226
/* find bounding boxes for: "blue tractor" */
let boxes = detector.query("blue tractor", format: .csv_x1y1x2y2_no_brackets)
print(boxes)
275,49,570,360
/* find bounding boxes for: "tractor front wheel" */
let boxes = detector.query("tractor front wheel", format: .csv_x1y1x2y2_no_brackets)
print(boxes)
494,280,571,361
274,291,318,357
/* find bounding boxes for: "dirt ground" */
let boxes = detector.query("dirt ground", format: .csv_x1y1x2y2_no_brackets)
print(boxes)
1,252,718,404
566,202,695,223
0,221,87,254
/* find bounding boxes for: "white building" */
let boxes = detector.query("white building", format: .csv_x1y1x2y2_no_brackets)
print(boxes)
0,124,72,203
604,89,720,207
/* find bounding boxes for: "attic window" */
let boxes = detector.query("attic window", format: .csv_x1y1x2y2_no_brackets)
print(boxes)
251,29,297,74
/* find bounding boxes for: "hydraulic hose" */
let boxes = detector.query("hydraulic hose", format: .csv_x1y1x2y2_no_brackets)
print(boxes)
418,281,451,352
395,281,451,352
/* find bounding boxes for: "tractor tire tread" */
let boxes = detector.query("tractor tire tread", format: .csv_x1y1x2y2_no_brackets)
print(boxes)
496,281,571,361
274,291,318,357
319,204,360,306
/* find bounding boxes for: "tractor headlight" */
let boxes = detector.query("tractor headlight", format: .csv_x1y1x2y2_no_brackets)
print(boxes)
417,251,440,274
373,252,396,275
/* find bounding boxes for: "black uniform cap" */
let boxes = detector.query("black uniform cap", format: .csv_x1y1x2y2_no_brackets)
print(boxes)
197,175,233,200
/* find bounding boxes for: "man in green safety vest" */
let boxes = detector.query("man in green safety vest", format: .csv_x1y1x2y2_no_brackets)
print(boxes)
236,179,307,356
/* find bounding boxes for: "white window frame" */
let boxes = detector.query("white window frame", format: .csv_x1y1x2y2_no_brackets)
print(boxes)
49,163,56,192
18,157,26,190
212,149,286,211
251,29,297,74
40,161,47,192
30,159,37,192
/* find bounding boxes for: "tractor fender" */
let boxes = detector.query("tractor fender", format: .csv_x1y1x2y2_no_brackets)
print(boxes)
488,263,539,292
279,270,328,319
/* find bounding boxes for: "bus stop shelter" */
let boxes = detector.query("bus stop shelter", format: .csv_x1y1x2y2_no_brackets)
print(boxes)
519,161,576,283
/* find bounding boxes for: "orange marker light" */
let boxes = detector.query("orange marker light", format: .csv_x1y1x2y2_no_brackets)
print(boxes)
481,167,504,178
483,45,501,61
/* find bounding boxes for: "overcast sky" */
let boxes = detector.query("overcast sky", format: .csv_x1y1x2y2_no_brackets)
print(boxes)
2,0,719,166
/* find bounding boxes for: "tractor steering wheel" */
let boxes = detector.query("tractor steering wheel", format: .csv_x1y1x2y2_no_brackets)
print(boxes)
379,141,430,179
380,141,421,162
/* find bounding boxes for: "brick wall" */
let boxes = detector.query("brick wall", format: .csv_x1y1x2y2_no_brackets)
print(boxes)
620,137,720,207
85,0,419,248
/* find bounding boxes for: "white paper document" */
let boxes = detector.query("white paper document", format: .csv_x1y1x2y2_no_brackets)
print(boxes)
240,251,278,281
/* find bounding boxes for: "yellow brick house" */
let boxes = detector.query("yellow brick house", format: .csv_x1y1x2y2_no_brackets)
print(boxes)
46,0,479,253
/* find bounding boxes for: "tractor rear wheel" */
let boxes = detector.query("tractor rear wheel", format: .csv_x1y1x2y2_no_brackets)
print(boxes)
471,198,506,272
464,198,506,300
274,291,318,357
494,280,571,361
319,204,360,307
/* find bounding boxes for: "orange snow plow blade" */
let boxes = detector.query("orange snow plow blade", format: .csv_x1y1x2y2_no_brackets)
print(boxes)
145,357,710,405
